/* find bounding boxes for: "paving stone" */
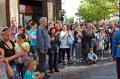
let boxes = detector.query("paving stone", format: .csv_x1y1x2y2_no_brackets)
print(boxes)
50,72,89,79
50,61,117,79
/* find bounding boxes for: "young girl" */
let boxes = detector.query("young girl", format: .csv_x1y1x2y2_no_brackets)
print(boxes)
24,59,44,79
15,33,30,78
96,28,105,60
0,48,13,79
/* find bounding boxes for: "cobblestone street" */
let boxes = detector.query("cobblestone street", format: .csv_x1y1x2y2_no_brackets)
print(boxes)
50,60,117,79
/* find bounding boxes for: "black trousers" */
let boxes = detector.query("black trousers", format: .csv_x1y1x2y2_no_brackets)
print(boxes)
48,48,58,71
82,42,91,61
116,57,120,79
59,48,70,62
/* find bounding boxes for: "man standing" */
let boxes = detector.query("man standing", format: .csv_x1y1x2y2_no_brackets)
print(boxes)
112,22,120,79
36,17,50,77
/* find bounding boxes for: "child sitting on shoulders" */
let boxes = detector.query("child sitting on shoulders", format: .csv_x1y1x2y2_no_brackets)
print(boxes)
87,48,98,64
24,59,44,79
0,48,13,79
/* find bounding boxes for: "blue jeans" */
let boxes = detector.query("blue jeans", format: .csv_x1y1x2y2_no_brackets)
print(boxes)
30,45,38,60
37,49,47,73
30,45,37,55
91,38,96,48
87,59,93,64
74,42,82,61
11,65,19,79
69,44,74,61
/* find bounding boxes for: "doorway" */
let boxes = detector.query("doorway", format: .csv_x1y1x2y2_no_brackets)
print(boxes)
19,0,43,25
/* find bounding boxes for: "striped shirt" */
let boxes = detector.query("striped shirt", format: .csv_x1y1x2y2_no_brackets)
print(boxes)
0,63,8,79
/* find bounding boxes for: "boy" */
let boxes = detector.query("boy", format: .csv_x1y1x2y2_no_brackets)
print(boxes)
87,48,98,64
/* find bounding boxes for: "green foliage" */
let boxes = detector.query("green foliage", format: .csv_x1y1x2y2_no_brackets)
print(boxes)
68,17,74,23
76,0,118,22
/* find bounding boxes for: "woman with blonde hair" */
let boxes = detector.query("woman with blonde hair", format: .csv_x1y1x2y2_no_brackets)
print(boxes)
0,27,25,79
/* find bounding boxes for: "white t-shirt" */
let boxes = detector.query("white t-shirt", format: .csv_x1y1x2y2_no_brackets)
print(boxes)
60,31,69,48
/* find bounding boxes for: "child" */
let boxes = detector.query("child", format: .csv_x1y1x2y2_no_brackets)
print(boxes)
15,33,30,78
87,48,98,64
24,59,44,79
0,48,13,79
96,28,105,60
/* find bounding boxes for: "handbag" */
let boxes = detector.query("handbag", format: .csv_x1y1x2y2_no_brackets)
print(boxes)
66,33,74,46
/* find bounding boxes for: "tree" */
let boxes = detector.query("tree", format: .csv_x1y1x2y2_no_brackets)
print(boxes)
76,0,118,22
68,17,74,24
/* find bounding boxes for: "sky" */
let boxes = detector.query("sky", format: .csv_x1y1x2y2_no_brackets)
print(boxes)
62,0,82,18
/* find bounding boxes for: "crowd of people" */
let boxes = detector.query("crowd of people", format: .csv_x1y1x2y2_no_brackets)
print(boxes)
0,17,119,79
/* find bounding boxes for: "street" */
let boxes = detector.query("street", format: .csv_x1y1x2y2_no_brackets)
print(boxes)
50,59,117,79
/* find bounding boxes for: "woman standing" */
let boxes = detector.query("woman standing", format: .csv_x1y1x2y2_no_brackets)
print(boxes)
74,25,83,63
59,25,70,64
28,22,37,59
69,24,75,62
48,28,59,73
0,27,24,79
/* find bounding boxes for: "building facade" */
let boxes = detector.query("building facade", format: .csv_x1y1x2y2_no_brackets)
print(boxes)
0,0,61,26
0,0,7,26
